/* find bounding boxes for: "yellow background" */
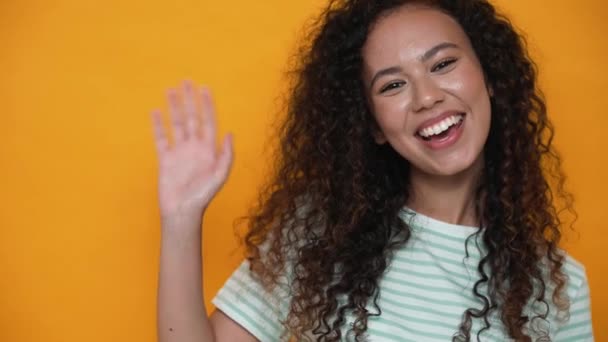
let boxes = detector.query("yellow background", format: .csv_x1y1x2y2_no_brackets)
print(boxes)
1,0,606,341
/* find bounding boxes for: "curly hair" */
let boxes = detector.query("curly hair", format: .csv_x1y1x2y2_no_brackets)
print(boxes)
241,0,574,341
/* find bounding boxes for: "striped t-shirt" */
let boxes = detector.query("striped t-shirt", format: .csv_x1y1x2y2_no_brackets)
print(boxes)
212,209,594,341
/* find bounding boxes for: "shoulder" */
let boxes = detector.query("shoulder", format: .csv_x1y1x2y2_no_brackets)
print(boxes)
538,250,590,306
561,251,589,293
212,259,292,341
552,251,594,340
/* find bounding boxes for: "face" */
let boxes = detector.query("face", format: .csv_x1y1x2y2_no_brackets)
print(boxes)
361,5,492,177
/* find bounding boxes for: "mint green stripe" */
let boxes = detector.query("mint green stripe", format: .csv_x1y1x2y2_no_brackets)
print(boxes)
390,266,470,291
380,299,461,330
382,273,469,296
570,307,590,317
386,265,471,289
380,297,500,339
562,331,593,341
213,295,276,341
410,223,467,242
380,276,483,307
370,308,503,342
392,254,476,283
229,275,287,326
410,245,476,269
410,232,485,262
394,248,466,269
412,234,469,256
369,314,454,340
563,260,585,277
558,318,592,333
388,265,449,280
563,264,585,284
381,281,477,309
233,262,291,305
366,326,418,342
225,286,282,331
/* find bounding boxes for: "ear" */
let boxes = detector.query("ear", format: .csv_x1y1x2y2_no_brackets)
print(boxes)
487,83,494,97
373,129,387,145
368,106,387,144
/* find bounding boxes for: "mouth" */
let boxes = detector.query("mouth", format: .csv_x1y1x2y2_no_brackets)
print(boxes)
416,113,466,141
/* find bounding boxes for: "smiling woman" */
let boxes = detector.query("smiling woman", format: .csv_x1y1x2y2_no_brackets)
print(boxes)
152,0,594,341
362,6,492,181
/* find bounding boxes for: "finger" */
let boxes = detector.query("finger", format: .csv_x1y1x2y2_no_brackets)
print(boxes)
182,79,199,140
214,133,234,183
167,88,185,143
200,87,217,146
150,109,169,152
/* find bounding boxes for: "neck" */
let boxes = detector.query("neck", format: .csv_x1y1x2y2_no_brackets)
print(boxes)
406,159,483,228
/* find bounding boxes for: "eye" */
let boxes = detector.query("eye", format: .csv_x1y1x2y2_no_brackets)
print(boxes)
380,81,406,93
431,58,457,72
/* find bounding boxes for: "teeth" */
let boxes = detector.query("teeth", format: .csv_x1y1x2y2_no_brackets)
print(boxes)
418,114,463,138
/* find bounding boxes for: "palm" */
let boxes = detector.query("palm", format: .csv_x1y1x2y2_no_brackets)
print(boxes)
151,80,233,220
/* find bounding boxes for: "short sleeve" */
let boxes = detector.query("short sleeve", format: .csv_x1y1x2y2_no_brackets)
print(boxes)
212,259,291,341
554,271,594,341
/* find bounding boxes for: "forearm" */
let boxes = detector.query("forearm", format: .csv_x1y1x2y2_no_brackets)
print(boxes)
157,216,214,342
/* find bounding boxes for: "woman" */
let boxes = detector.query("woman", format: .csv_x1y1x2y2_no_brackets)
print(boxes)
152,0,593,341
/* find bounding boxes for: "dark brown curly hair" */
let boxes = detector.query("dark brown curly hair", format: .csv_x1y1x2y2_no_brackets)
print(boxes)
241,0,574,341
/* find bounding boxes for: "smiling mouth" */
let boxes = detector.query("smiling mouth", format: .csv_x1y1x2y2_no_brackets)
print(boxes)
416,113,466,141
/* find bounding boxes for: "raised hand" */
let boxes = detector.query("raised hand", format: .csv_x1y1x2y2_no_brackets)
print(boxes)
151,80,233,223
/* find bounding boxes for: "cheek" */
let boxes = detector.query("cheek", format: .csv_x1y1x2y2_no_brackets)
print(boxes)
464,66,489,104
372,97,410,135
468,80,492,123
446,66,486,98
444,67,491,118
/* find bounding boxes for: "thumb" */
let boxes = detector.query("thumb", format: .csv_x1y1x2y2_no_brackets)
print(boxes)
214,133,234,184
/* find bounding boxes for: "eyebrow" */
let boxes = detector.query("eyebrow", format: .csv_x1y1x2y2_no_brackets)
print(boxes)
369,42,460,89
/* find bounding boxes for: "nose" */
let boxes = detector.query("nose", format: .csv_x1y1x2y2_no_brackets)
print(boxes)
411,76,445,112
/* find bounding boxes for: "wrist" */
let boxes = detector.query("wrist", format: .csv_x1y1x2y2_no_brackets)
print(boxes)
160,212,204,236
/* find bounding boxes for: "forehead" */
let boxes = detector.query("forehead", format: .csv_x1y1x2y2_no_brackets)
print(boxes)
362,6,470,67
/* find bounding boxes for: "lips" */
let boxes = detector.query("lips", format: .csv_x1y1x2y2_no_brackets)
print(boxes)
415,110,466,136
416,113,466,150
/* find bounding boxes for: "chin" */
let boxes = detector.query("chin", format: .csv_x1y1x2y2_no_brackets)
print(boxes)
417,151,484,178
